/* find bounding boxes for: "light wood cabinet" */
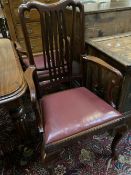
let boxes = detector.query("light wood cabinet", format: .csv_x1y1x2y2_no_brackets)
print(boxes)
1,0,58,53
3,0,131,54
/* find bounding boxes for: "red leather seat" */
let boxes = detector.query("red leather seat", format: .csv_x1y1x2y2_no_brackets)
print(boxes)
40,87,121,145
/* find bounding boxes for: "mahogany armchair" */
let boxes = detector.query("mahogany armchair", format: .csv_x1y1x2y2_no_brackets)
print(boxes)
20,0,127,166
24,56,126,162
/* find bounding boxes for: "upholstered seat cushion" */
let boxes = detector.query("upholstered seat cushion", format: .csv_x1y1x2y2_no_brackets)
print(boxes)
40,87,122,145
41,87,122,145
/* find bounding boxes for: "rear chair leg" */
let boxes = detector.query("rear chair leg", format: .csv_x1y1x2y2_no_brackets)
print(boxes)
111,124,128,160
41,145,61,165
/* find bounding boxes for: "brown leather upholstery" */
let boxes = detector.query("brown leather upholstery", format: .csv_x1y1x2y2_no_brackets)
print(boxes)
40,87,121,144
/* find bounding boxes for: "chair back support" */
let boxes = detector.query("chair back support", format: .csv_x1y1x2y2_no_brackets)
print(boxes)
19,0,84,93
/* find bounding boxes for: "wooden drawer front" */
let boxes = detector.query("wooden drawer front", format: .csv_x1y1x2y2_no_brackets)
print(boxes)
13,9,40,23
16,22,41,39
84,10,131,39
19,38,42,53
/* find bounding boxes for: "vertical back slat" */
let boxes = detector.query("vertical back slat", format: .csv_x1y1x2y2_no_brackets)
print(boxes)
70,5,76,72
19,7,34,65
57,10,65,75
40,12,47,69
61,10,70,72
48,11,57,80
44,12,54,82
54,11,62,80
78,3,85,53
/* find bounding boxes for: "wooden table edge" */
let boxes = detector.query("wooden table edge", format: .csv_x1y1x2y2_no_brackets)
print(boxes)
0,81,27,104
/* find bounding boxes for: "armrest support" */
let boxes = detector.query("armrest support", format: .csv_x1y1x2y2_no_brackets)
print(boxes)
24,66,43,130
81,55,123,108
24,66,37,104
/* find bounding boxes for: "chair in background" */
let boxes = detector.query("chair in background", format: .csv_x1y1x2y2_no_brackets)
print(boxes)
19,0,127,167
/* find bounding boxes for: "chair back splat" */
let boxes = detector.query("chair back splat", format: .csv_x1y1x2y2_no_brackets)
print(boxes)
19,0,84,95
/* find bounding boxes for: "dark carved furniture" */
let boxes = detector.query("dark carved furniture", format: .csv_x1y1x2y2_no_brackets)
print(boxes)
0,5,7,38
20,0,127,166
0,18,8,38
86,32,131,113
0,106,15,154
0,4,8,38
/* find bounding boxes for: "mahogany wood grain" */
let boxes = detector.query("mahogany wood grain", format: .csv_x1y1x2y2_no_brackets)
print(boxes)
0,39,27,104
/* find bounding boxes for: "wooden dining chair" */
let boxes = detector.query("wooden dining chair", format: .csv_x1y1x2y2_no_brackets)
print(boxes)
19,0,127,166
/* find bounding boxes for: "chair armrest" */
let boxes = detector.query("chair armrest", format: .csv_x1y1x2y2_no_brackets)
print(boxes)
81,55,123,78
81,55,123,108
24,66,37,104
14,41,27,56
24,66,43,131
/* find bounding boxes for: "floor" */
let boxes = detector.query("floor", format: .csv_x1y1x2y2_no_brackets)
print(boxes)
0,92,131,175
1,130,131,175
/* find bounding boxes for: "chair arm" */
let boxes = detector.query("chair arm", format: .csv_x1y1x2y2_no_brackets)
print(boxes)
24,66,43,131
81,55,123,78
81,55,123,108
14,41,27,56
24,66,37,104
